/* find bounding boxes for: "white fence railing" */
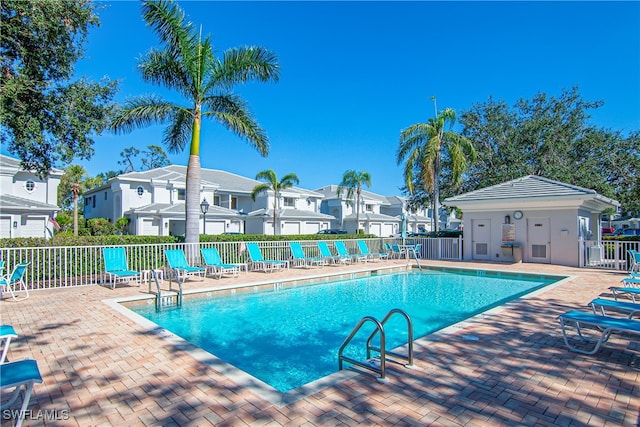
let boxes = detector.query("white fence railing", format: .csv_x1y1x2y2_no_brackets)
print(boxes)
581,239,640,271
0,237,463,291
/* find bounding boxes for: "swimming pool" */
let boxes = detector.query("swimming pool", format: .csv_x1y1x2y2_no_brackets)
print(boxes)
128,269,561,393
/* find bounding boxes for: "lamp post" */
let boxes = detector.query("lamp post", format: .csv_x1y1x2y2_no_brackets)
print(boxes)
200,198,209,235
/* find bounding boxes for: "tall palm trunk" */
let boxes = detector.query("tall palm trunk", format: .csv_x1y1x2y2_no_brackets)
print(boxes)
433,156,441,233
185,111,202,246
72,182,80,236
355,185,361,234
273,189,278,235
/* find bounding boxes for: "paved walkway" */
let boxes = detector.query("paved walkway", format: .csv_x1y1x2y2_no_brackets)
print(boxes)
2,260,639,426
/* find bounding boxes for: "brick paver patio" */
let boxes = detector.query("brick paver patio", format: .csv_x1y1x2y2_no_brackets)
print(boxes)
2,259,639,426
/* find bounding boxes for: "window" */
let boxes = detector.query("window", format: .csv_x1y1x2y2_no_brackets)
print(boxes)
283,197,295,208
25,180,35,192
92,195,96,208
104,192,108,200
177,189,185,200
365,204,374,212
213,195,221,206
136,186,144,197
231,196,237,209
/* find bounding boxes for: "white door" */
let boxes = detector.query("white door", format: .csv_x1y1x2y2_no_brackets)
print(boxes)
472,219,491,260
369,223,382,237
527,217,550,263
0,217,11,238
381,223,394,237
206,221,225,235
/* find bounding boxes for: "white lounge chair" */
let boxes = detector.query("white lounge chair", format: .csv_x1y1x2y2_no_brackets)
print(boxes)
558,310,640,354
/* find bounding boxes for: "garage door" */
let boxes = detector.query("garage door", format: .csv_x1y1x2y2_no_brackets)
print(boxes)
206,221,225,235
306,222,321,234
142,218,160,236
22,217,46,238
369,223,382,237
282,222,300,235
381,223,394,237
0,217,11,238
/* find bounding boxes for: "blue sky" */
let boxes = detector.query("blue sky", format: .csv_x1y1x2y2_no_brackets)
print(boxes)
70,1,639,195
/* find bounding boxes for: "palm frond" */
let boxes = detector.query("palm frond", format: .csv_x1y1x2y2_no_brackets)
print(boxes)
250,182,271,201
162,108,192,153
138,48,190,95
110,95,185,134
203,94,269,156
214,46,280,89
142,0,196,58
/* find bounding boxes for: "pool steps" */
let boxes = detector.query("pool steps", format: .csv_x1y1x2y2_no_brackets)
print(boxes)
338,308,414,383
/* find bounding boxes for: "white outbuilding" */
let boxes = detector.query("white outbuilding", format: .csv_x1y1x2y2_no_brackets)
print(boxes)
443,175,619,267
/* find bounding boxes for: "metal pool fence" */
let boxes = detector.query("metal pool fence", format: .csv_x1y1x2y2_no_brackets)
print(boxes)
0,238,462,291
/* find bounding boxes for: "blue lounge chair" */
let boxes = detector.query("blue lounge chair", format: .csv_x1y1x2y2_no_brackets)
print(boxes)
317,241,343,265
0,359,43,427
609,286,640,303
335,241,366,263
558,310,640,354
246,243,288,272
356,240,388,261
589,298,640,319
0,262,30,301
103,248,139,290
200,248,239,278
621,274,640,287
0,325,18,364
165,249,206,283
289,242,325,268
389,244,404,259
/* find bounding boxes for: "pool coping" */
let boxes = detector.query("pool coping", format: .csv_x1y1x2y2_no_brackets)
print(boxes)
103,264,573,407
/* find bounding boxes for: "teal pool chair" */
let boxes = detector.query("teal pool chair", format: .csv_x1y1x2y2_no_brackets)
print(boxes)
335,240,366,263
0,262,30,301
103,247,140,290
289,242,325,268
165,249,206,283
0,359,43,427
1,325,18,364
200,248,240,278
317,241,342,265
246,243,288,272
558,310,640,354
356,240,388,261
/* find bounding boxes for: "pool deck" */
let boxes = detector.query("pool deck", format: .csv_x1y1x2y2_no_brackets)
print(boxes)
2,259,639,426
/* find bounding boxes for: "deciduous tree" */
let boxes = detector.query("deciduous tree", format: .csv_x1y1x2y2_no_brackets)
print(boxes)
0,0,117,175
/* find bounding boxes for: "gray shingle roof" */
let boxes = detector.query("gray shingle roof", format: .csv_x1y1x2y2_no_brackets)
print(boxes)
0,194,59,211
343,212,399,222
314,185,390,204
127,202,240,217
247,208,335,220
109,165,323,196
444,175,619,206
0,154,64,175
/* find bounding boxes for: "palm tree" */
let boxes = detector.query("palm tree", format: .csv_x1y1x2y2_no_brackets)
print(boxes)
250,169,299,235
110,0,279,244
58,165,88,235
337,170,371,234
397,107,476,232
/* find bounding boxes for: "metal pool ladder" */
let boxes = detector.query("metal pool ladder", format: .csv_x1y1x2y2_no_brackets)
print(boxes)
150,269,183,311
338,308,415,383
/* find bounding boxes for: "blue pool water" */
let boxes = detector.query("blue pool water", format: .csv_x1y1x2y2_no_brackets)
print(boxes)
129,270,559,392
